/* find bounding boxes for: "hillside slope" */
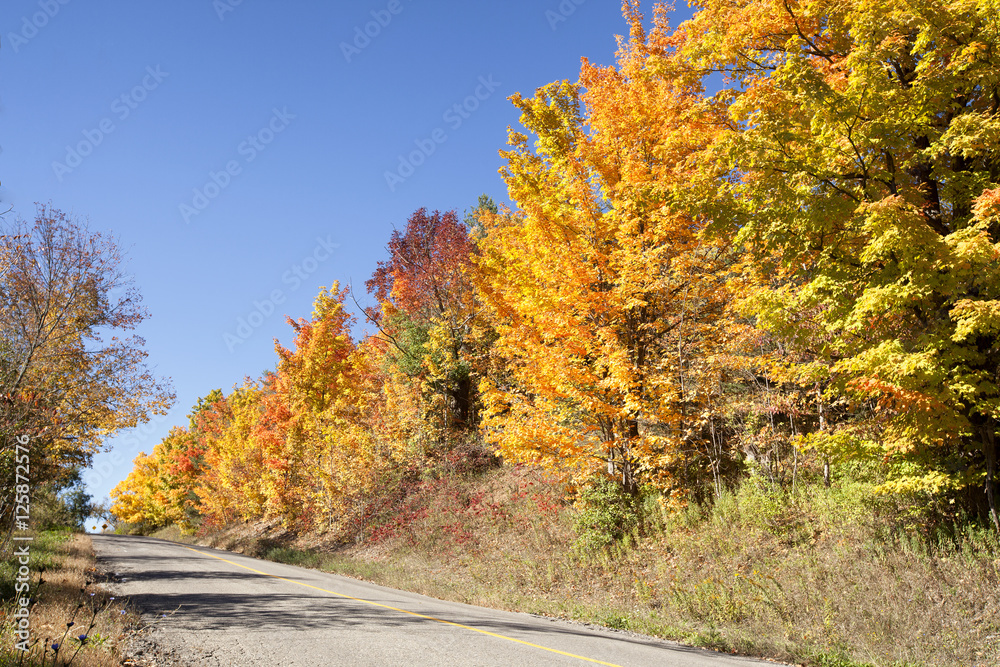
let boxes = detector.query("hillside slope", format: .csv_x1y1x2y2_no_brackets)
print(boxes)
155,465,1000,667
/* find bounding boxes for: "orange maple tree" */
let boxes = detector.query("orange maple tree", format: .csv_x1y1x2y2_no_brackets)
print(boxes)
476,6,734,498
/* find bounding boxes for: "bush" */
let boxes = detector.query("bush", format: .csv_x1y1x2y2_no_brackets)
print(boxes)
573,477,642,552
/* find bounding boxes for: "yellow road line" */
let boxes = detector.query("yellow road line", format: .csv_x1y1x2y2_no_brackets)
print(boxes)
183,546,622,666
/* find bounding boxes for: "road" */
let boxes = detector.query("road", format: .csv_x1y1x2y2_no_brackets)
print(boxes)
92,534,777,667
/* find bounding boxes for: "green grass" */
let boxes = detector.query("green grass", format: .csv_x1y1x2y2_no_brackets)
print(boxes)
0,529,71,602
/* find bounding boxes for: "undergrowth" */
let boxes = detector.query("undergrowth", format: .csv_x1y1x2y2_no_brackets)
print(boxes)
0,531,139,667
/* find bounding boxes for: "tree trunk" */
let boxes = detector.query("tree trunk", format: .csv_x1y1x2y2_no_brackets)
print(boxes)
981,425,1000,533
450,374,473,429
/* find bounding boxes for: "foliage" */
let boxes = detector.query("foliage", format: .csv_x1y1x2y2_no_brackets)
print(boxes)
473,0,1000,526
110,426,204,532
573,477,643,552
475,20,737,499
674,0,1000,527
1,206,173,538
366,207,486,435
113,0,1000,556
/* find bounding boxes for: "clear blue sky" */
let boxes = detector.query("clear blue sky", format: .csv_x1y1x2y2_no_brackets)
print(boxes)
1,1,695,508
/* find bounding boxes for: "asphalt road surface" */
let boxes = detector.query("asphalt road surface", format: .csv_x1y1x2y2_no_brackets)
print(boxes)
92,534,779,667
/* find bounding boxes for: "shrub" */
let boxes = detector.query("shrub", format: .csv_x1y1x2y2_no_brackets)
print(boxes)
573,477,642,552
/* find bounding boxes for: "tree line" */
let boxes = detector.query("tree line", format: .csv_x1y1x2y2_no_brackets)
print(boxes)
112,0,1000,535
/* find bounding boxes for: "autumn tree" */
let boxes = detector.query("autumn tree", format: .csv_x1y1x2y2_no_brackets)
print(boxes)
366,208,483,436
670,0,1000,527
193,381,274,526
109,425,204,532
112,283,425,535
270,283,356,527
1,206,173,537
313,335,421,539
109,391,230,532
476,9,736,499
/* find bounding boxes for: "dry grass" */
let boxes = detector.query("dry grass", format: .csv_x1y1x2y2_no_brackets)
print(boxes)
188,466,1000,667
1,531,141,667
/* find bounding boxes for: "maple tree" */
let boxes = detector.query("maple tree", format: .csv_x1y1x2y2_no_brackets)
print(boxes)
110,425,204,531
269,283,357,527
476,9,735,498
314,336,418,538
190,286,360,530
190,382,277,526
111,284,410,534
110,390,231,531
668,0,1000,527
367,207,483,436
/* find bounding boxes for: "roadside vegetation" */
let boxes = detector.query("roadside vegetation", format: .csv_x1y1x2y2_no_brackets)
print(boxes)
0,530,139,667
0,206,172,664
149,461,999,667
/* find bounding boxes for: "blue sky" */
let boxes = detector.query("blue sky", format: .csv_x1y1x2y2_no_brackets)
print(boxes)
1,1,695,508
